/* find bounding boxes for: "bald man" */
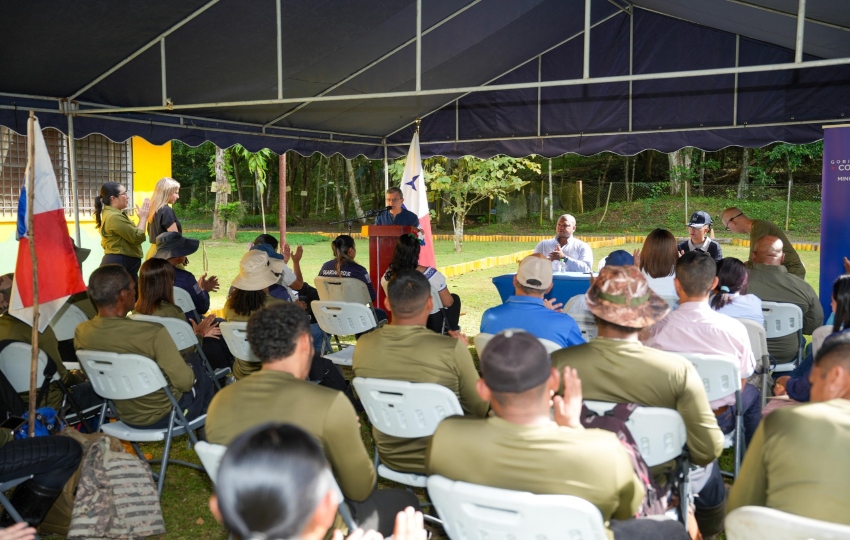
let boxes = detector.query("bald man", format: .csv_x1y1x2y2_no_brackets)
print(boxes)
532,214,593,272
721,207,805,278
746,236,823,365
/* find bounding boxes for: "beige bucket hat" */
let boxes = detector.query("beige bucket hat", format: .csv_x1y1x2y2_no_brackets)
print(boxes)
231,250,281,291
586,265,670,328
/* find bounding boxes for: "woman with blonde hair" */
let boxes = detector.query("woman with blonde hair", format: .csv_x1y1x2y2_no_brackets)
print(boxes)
145,177,182,260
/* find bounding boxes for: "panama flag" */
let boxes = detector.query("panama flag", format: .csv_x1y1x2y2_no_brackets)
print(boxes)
10,117,86,332
399,131,437,267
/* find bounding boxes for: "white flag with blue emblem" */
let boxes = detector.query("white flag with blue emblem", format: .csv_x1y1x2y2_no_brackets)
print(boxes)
399,132,436,267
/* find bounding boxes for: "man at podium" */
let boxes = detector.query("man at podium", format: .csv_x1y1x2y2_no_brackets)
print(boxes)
375,187,420,227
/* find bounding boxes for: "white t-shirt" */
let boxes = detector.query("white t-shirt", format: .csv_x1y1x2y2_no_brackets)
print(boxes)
714,293,764,325
641,268,678,299
381,266,447,314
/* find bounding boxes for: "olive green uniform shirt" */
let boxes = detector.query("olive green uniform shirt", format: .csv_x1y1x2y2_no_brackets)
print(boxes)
746,263,823,364
99,205,146,258
427,416,643,538
69,292,97,319
224,296,286,379
728,399,850,525
206,369,376,501
74,316,194,426
748,219,805,278
352,324,489,474
551,338,724,467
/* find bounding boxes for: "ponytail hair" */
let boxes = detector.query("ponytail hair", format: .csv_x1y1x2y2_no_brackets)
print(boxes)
95,182,124,229
386,233,420,281
216,423,335,540
832,275,850,333
332,235,356,276
710,257,748,311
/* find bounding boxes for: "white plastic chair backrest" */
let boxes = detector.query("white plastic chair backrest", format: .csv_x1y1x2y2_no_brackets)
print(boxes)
736,318,769,361
427,475,608,540
811,325,833,359
538,338,562,354
584,401,687,468
352,377,463,439
315,277,372,306
473,333,494,356
725,506,850,540
679,352,741,402
312,301,376,337
128,313,199,351
76,350,168,400
661,295,679,309
219,322,258,363
570,313,598,340
172,287,198,316
49,303,89,341
0,342,58,392
761,301,803,339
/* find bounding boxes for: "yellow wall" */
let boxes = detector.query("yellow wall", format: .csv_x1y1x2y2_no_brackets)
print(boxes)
0,137,172,280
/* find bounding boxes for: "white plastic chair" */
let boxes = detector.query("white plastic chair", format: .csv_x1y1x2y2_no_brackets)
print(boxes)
173,286,200,321
725,506,850,540
427,475,608,540
570,313,599,341
49,303,89,341
736,318,772,406
312,301,376,366
129,313,230,390
680,352,744,478
352,377,463,489
761,301,804,373
77,350,206,498
474,332,562,356
219,322,259,363
811,325,833,359
314,277,378,323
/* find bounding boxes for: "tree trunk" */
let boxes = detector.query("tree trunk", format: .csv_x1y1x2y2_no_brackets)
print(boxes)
668,148,692,196
301,155,311,220
645,151,654,180
623,156,630,202
737,148,750,199
345,158,364,221
596,154,613,209
230,151,244,204
212,146,228,240
369,163,378,208
699,150,706,196
256,170,267,233
630,156,637,202
331,157,346,220
452,207,464,253
226,220,238,241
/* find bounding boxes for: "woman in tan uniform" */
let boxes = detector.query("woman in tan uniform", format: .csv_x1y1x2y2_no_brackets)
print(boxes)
95,181,150,284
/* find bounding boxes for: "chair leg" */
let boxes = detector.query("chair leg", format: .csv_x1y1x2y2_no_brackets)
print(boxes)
56,380,94,433
0,492,24,524
197,347,221,391
761,354,770,408
156,410,178,498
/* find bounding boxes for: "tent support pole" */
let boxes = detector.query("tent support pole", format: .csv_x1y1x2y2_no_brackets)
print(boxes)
276,0,283,99
795,0,806,63
628,5,633,132
67,113,81,247
733,35,740,125
416,0,422,91
279,152,286,243
160,40,168,106
537,57,542,136
548,158,553,221
383,139,389,191
583,0,591,79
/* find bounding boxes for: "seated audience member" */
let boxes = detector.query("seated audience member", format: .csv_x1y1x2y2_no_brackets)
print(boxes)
319,235,387,323
572,250,634,313
206,305,419,536
645,252,761,446
134,258,233,371
721,207,806,278
74,265,214,429
382,233,461,334
153,232,220,323
551,265,726,538
634,228,678,298
480,255,584,349
678,211,722,261
775,274,850,402
727,333,850,525
532,213,593,271
352,270,488,474
746,236,823,365
427,331,688,540
709,258,763,324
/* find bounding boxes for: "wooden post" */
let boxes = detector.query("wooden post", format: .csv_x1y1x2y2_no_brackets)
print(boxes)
539,180,544,226
26,111,39,437
279,152,287,243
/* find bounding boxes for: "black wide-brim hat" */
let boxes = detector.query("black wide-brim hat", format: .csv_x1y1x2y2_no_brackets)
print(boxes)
153,232,199,260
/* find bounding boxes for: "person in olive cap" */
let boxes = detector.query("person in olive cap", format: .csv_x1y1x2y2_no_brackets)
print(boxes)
678,211,722,262
154,231,219,323
427,330,689,540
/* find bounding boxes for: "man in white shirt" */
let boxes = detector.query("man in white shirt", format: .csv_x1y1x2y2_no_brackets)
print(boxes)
533,214,593,272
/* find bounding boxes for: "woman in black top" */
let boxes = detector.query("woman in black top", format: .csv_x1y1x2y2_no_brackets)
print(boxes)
145,177,182,260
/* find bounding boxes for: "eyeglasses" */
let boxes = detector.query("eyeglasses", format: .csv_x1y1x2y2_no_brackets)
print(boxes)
724,212,743,231
386,197,401,203
117,190,128,197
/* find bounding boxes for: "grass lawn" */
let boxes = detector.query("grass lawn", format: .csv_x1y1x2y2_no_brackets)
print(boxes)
79,234,822,539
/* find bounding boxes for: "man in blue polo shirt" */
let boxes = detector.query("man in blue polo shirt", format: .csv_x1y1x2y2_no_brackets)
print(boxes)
375,186,420,227
480,255,584,349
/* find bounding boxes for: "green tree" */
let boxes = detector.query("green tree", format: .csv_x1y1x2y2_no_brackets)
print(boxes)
234,145,273,233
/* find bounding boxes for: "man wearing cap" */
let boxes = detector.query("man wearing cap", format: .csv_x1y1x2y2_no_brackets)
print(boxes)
550,264,726,538
679,211,722,262
721,207,805,278
428,331,689,540
533,214,593,272
480,255,584,349
353,270,488,475
74,265,214,428
154,232,220,323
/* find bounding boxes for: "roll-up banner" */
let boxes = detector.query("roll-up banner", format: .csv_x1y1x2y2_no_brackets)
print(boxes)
820,125,850,317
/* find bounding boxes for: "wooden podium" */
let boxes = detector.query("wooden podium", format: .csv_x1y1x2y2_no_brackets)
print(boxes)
363,225,417,311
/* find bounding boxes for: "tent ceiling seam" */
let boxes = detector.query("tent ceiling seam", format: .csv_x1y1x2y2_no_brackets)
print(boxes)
720,0,850,33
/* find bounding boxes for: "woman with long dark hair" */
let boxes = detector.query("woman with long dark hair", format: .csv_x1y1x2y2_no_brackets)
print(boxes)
709,258,763,323
318,235,387,322
633,228,678,298
144,177,182,260
95,182,150,284
381,233,461,333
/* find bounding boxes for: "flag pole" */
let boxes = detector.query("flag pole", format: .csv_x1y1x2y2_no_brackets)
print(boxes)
26,111,40,437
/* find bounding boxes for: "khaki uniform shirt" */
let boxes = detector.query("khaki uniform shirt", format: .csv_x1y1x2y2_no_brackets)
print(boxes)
224,296,285,379
352,325,489,474
748,220,805,278
746,263,823,364
427,416,642,538
74,316,194,426
728,399,850,524
551,338,724,467
100,205,146,258
206,369,376,501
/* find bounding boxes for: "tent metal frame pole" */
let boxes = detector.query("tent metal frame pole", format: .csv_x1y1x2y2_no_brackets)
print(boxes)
69,0,221,100
537,56,542,137
733,35,740,126
276,0,283,99
382,139,389,190
725,0,847,33
548,158,553,221
416,0,422,92
583,0,591,79
795,0,806,63
160,39,168,106
628,5,633,132
66,111,81,246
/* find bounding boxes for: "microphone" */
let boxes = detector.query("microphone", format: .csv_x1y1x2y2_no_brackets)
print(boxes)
363,206,391,217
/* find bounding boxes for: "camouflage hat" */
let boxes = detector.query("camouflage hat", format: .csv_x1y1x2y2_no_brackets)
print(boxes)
586,265,670,328
0,273,12,315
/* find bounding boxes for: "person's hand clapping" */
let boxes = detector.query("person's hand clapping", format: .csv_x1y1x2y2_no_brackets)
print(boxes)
543,297,563,312
135,197,151,219
448,330,469,346
773,375,790,397
191,314,221,339
553,366,583,428
548,249,562,262
281,243,292,263
198,273,220,293
0,522,37,540
844,256,850,275
292,245,304,263
632,249,642,268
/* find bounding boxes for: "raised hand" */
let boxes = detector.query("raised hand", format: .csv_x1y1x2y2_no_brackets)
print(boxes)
135,197,151,219
632,249,642,268
543,298,563,312
553,366,583,428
